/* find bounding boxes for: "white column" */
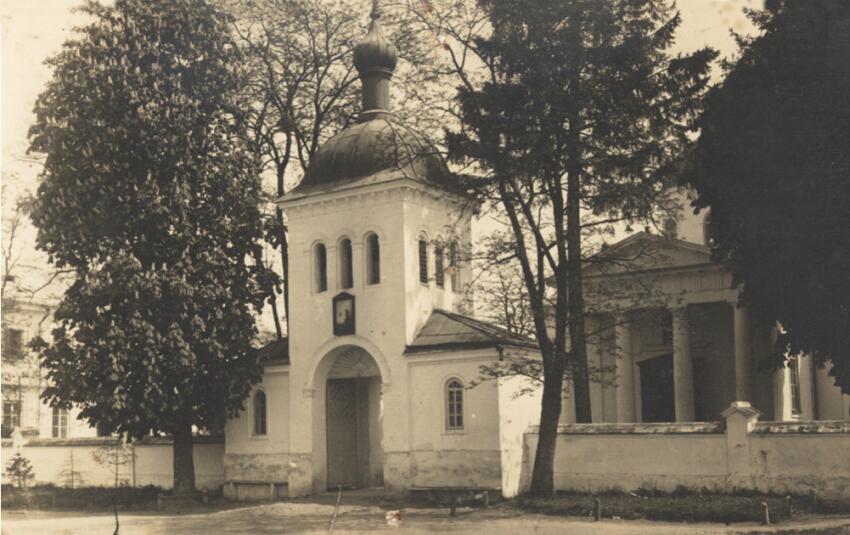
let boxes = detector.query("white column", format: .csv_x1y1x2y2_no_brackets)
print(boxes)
768,324,790,420
615,314,636,422
815,361,850,420
672,307,695,422
733,304,753,402
772,367,790,420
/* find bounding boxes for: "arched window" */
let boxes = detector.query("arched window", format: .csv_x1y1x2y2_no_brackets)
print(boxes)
253,390,267,435
663,217,678,239
449,241,460,290
445,379,464,430
52,407,68,438
314,243,327,293
339,238,353,289
435,242,445,288
418,238,429,284
365,233,381,285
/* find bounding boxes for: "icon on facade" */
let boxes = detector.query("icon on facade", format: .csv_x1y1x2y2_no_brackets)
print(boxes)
333,292,355,336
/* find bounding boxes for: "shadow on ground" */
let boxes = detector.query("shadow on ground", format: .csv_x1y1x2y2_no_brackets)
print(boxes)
3,489,850,535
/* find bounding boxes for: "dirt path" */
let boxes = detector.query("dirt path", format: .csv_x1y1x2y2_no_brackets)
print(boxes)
3,502,850,535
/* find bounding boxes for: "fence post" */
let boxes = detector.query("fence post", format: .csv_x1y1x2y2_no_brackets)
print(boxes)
131,442,137,488
721,402,761,492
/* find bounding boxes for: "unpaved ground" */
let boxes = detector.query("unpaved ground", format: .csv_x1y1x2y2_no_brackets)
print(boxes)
3,502,850,535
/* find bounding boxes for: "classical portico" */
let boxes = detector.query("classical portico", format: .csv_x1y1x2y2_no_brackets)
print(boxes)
574,225,849,424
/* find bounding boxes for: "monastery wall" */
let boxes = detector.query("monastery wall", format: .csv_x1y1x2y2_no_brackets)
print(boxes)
1,435,224,491
520,402,850,500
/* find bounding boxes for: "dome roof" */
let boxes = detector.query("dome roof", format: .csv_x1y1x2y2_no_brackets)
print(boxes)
294,1,456,194
299,118,452,188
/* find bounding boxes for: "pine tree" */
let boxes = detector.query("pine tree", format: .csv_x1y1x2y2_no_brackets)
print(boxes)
445,0,715,496
684,0,850,399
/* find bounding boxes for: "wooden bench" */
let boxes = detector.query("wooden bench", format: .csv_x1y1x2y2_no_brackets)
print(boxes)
225,480,288,500
410,487,500,516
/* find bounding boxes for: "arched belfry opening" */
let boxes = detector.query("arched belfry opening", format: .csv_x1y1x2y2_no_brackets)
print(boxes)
324,346,384,489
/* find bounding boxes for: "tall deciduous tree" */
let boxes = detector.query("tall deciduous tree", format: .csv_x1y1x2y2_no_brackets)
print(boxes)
684,0,850,398
28,0,276,495
440,0,715,496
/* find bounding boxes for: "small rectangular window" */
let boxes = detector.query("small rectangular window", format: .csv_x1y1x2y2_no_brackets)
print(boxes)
418,240,428,284
2,328,24,360
52,407,69,438
3,401,21,432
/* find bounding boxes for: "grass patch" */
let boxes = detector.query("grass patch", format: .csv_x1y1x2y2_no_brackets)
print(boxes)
517,488,850,524
1,484,165,511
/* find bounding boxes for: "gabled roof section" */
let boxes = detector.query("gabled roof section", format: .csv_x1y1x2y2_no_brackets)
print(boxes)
256,337,289,366
405,309,537,355
583,232,714,278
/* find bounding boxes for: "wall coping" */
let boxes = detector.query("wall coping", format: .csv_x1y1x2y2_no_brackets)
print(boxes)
524,420,850,436
527,422,724,435
134,434,224,445
25,437,121,447
14,434,228,448
752,421,850,434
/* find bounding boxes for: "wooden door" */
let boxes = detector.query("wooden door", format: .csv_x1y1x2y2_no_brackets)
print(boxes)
326,379,358,489
639,354,676,422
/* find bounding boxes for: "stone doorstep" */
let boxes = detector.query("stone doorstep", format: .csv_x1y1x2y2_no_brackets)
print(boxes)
225,480,288,501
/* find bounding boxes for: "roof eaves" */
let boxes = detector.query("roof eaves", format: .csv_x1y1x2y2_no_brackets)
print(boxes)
431,309,537,347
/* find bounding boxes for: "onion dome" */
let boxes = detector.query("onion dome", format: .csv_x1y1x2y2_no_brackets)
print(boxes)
353,3,398,77
294,0,455,193
300,118,451,187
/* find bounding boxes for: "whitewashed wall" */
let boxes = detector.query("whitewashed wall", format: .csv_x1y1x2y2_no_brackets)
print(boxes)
520,402,850,500
407,350,502,489
1,436,224,491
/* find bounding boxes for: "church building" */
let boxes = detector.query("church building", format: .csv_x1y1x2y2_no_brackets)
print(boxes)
222,5,539,500
223,5,849,501
564,198,850,426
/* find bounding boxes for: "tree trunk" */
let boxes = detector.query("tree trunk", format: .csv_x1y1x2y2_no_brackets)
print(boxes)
269,290,283,340
172,421,195,497
566,166,592,423
529,362,565,497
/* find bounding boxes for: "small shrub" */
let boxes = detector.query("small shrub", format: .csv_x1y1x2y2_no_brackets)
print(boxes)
6,453,35,489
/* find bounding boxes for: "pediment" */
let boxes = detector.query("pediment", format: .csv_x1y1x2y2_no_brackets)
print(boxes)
585,233,714,278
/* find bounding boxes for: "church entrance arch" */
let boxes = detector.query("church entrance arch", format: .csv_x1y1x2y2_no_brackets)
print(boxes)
319,345,384,489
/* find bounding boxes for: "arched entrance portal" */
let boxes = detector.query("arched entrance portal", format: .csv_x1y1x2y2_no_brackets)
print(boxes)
324,346,384,489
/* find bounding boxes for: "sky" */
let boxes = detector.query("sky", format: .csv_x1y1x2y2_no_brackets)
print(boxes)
0,0,761,322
